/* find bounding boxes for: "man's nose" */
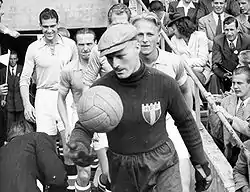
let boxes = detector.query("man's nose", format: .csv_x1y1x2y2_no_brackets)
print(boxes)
142,34,148,42
83,45,89,51
112,58,120,68
47,27,53,32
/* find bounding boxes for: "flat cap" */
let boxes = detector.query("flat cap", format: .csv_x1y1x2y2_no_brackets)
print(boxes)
98,24,138,57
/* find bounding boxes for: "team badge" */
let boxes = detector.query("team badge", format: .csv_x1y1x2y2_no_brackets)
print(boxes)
142,101,161,126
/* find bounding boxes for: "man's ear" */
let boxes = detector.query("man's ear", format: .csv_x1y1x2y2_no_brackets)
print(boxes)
157,32,161,44
135,41,141,52
237,27,240,33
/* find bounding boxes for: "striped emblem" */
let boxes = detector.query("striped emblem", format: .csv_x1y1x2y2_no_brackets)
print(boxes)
142,101,161,126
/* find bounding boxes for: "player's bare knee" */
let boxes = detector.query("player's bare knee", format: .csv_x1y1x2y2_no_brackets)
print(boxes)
77,166,91,184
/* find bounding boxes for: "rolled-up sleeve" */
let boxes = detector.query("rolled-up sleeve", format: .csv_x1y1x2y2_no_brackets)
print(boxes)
174,57,188,86
58,69,71,96
20,44,35,88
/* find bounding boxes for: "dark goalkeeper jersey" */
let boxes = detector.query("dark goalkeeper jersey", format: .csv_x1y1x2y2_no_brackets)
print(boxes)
71,63,207,165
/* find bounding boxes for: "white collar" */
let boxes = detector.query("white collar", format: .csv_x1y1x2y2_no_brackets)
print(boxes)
237,97,250,108
212,12,225,21
10,65,17,70
227,36,238,47
9,65,17,75
177,0,195,9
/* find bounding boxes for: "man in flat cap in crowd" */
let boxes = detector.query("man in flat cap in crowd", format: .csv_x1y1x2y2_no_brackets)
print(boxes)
67,23,212,192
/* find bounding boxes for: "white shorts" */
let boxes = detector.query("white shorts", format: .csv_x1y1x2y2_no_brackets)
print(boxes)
166,114,190,159
91,133,109,151
65,98,108,150
35,89,65,135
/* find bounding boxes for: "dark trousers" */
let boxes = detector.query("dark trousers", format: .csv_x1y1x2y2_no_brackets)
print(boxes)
107,141,182,192
208,74,232,94
7,111,24,130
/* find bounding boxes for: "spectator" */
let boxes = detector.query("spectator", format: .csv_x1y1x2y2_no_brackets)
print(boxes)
0,50,24,130
168,0,207,26
149,1,169,26
0,120,68,192
208,17,250,94
198,0,231,52
169,12,210,110
0,0,20,38
217,66,250,166
237,0,250,35
169,12,209,85
199,0,240,17
239,50,250,67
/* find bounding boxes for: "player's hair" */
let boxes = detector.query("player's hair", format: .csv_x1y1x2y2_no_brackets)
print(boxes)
233,66,250,83
131,12,161,32
58,27,70,38
223,16,238,28
7,120,34,142
39,8,59,24
75,28,96,42
149,1,165,12
107,3,131,24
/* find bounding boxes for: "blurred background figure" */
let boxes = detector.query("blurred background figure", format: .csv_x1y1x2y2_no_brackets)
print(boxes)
0,50,24,130
0,0,20,38
149,1,169,26
238,50,250,67
237,0,250,35
168,0,207,26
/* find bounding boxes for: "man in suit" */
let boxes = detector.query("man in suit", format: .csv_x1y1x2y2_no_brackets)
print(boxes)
217,66,250,166
209,17,250,94
168,0,207,26
237,0,250,34
149,1,169,26
198,0,231,51
0,50,24,130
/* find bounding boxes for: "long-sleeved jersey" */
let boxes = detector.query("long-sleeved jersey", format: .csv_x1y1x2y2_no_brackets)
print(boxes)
71,63,207,165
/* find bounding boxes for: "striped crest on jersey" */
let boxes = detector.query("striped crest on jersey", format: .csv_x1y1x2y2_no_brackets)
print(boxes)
141,101,161,126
